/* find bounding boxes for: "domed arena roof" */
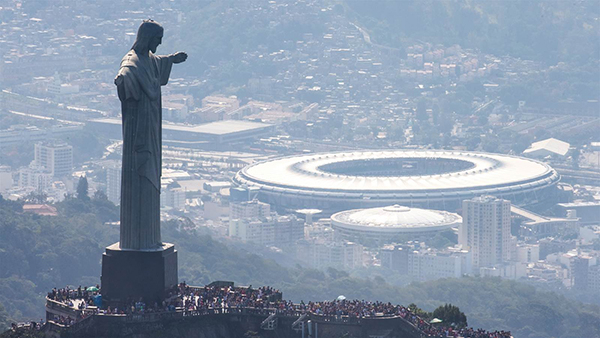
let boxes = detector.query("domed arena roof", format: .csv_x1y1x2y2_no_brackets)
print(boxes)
331,205,461,234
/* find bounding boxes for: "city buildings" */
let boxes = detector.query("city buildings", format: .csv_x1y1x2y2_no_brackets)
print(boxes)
380,243,472,282
546,249,600,291
228,199,304,247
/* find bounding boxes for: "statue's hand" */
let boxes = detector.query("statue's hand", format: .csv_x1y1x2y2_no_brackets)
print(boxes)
172,52,187,64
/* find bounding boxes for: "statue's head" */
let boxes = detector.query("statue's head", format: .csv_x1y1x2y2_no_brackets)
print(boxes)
132,20,164,54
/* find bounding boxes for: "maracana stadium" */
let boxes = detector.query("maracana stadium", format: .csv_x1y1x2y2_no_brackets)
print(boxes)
233,150,560,213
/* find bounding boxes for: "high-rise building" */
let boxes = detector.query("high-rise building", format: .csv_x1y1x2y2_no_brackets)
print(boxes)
34,142,73,178
460,195,512,270
106,161,121,205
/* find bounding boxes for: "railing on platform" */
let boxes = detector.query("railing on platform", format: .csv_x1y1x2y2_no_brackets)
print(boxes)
51,305,422,325
292,313,308,331
49,299,431,338
260,312,278,330
45,297,82,317
309,313,363,324
125,311,181,323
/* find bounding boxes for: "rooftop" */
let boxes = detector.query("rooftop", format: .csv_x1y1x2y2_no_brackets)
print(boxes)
90,118,273,136
183,120,274,136
523,137,570,157
331,205,461,231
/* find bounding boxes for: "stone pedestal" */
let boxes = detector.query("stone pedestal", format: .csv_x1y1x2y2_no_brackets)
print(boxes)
101,242,177,306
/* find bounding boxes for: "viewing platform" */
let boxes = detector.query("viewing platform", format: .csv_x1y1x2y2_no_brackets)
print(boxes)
43,282,511,338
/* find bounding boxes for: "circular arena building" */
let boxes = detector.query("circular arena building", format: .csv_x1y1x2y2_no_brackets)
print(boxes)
233,150,560,213
331,205,461,245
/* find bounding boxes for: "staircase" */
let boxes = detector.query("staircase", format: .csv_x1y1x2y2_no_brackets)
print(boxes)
261,312,278,330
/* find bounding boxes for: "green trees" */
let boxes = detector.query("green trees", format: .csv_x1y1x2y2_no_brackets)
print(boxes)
76,176,89,200
432,304,467,328
407,303,430,318
0,303,9,332
93,190,108,201
0,195,119,328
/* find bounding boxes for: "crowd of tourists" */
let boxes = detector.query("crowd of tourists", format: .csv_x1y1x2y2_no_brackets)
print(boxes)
47,285,100,309
298,300,511,338
46,283,511,337
180,283,282,312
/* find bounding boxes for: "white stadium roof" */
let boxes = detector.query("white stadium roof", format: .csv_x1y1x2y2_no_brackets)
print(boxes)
239,150,556,191
234,149,560,212
331,205,461,233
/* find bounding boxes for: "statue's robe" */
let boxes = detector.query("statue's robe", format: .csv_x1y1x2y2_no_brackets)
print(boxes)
115,50,173,250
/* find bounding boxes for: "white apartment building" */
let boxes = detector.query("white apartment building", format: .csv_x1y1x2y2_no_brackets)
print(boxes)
297,240,363,270
230,200,270,219
161,187,186,210
516,243,540,263
381,244,472,282
34,142,73,178
479,262,527,280
19,164,53,192
229,215,304,248
460,196,512,271
408,248,472,282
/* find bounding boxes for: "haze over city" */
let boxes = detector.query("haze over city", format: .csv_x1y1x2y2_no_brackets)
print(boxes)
0,1,599,338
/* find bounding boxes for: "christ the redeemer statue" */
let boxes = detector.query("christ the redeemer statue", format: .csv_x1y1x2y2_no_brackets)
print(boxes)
115,20,187,250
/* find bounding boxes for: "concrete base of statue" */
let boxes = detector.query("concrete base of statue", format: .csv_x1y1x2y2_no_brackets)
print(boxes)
101,242,177,306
